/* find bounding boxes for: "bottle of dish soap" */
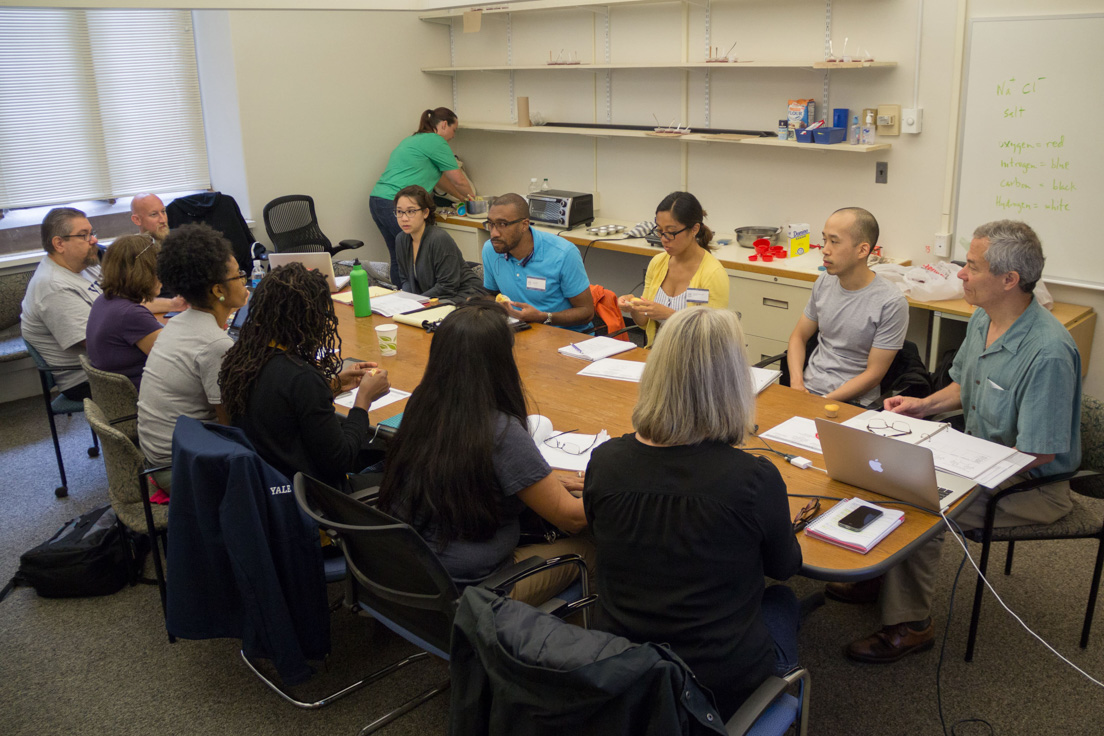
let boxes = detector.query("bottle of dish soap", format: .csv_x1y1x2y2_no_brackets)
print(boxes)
849,115,861,145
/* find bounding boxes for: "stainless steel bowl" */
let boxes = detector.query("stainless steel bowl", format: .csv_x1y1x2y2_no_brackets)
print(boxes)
735,226,782,249
465,198,490,215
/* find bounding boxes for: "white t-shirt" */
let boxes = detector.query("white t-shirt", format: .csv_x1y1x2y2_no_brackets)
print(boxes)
19,257,102,391
137,309,233,465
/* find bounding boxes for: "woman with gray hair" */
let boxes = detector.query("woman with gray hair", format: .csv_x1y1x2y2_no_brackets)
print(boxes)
583,307,803,720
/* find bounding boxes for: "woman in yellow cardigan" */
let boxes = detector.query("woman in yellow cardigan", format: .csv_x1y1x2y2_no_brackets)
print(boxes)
617,191,730,346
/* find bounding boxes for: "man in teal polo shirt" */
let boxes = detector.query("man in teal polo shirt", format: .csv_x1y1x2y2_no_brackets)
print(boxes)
833,220,1082,663
481,193,595,332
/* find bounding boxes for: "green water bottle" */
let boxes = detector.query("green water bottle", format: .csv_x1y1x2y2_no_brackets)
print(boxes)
349,260,372,317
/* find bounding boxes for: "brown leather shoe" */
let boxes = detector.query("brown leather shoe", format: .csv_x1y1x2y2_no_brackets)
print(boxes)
845,622,935,664
824,576,883,605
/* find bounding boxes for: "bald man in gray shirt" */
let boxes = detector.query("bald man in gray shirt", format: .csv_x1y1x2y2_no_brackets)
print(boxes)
787,208,908,405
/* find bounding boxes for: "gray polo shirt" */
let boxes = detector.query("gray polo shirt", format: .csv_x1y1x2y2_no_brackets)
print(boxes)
137,308,233,465
950,298,1081,477
802,272,908,404
20,257,102,391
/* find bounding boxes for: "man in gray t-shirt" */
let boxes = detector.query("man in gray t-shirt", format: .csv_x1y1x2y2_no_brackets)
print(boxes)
787,208,908,406
20,208,103,398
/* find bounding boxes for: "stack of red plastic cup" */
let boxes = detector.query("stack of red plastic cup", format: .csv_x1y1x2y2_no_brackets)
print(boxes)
748,238,788,262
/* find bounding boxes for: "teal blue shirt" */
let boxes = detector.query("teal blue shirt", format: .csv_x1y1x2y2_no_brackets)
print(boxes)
481,227,592,332
950,298,1082,477
371,133,458,200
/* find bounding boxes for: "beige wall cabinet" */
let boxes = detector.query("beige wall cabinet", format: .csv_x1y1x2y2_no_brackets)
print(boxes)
728,270,812,363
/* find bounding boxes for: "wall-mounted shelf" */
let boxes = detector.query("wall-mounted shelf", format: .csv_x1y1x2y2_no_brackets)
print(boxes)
420,0,672,24
459,122,892,152
423,61,896,74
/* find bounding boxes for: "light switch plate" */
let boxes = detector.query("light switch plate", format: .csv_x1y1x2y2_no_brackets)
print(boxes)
901,107,922,134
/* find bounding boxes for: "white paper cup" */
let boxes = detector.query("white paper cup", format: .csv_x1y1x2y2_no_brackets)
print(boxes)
375,324,398,356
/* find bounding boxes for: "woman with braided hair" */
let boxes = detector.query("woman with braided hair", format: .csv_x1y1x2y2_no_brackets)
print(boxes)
219,262,391,491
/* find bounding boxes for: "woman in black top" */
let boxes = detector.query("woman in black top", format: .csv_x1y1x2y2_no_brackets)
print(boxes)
583,307,803,719
392,185,486,300
378,301,592,603
219,263,391,490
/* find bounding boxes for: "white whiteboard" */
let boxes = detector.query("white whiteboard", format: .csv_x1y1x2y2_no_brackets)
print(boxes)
953,15,1104,289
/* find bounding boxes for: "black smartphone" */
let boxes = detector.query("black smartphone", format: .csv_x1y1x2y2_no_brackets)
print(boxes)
838,506,884,533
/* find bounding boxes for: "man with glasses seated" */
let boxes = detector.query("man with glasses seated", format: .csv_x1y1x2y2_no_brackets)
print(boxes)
480,193,595,332
786,207,908,406
20,208,103,401
836,220,1081,664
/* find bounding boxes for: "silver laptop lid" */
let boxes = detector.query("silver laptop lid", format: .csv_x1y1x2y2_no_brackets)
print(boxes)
814,418,943,512
267,252,338,292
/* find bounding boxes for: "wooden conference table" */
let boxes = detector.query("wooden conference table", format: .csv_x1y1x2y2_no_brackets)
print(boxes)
335,302,979,583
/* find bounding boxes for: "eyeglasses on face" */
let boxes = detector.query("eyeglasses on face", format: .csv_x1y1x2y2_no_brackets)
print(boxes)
652,224,690,242
222,269,248,284
792,498,821,533
394,208,426,219
866,419,912,438
60,231,96,242
482,217,527,232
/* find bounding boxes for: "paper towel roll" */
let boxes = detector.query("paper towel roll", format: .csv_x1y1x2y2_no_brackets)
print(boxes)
517,96,531,128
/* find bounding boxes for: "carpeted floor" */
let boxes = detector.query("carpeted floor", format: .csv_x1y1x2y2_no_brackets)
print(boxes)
2,395,1102,735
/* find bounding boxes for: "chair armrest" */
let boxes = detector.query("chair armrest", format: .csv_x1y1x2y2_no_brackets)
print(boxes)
109,413,138,426
349,487,380,505
479,553,587,596
538,593,598,619
724,675,791,736
338,239,364,250
967,469,1096,542
1070,470,1104,500
754,351,787,369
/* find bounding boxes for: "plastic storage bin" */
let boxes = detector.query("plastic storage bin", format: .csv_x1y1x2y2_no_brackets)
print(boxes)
813,127,847,144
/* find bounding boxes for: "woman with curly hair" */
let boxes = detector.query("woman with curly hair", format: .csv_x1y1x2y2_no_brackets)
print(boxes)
137,224,249,468
392,184,485,300
86,234,165,388
219,262,391,491
378,300,592,604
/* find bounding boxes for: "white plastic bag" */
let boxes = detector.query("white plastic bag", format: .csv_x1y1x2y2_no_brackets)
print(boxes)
1033,280,1054,310
902,262,964,302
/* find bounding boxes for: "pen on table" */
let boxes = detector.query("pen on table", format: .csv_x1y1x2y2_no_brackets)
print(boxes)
569,343,583,353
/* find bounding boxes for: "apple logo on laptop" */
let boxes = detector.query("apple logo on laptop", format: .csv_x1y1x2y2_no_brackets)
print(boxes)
869,459,884,473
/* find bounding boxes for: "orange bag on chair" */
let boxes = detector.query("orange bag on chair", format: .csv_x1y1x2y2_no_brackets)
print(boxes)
589,284,629,341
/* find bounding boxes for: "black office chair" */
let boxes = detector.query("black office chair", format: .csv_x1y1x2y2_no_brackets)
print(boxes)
963,393,1104,661
23,339,98,497
293,472,589,733
754,332,932,409
263,195,362,259
449,586,810,736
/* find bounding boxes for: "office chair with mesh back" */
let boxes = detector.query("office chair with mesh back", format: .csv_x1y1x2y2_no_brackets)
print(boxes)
263,195,363,259
24,340,99,497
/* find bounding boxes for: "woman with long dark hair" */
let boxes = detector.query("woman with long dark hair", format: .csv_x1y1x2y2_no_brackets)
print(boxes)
378,300,592,604
369,107,474,285
219,263,390,490
617,191,729,346
392,184,485,300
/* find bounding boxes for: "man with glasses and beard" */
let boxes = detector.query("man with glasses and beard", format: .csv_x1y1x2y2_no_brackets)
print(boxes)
480,193,595,331
20,207,103,400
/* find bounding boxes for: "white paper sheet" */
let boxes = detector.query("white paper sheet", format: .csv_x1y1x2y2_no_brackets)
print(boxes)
527,414,610,471
759,416,823,454
334,387,411,411
577,359,646,383
751,366,782,395
369,295,428,317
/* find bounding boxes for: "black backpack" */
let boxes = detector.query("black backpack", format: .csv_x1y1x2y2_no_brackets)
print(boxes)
1,505,139,601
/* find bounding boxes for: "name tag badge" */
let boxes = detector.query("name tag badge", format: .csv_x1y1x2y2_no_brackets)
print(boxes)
526,276,547,292
686,288,709,304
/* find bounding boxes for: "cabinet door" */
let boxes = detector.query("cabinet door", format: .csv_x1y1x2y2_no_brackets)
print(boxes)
439,224,486,263
730,274,811,342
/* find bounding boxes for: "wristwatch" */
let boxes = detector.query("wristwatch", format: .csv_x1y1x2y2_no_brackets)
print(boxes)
543,312,554,325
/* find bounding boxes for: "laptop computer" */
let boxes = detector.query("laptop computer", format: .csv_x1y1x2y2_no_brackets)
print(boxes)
814,418,975,512
267,252,350,293
227,292,251,341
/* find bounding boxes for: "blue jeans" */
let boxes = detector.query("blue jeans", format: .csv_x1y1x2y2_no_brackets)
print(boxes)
761,584,801,675
369,195,402,285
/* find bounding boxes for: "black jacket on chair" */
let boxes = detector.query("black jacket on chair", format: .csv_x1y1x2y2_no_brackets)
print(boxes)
167,192,256,272
166,416,329,685
449,587,728,736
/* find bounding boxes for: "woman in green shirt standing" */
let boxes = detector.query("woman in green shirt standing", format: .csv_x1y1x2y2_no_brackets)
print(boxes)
370,107,473,285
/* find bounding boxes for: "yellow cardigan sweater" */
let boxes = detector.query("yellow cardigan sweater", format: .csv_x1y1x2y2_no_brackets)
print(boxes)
640,249,730,345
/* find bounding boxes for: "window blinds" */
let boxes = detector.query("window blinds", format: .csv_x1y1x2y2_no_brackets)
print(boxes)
0,9,210,210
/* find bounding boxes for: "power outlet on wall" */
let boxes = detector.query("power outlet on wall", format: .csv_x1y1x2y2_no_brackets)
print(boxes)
933,232,950,257
875,162,888,184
